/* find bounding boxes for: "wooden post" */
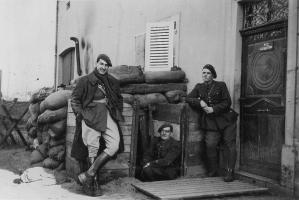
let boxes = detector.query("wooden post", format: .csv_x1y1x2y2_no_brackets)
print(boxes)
281,0,298,192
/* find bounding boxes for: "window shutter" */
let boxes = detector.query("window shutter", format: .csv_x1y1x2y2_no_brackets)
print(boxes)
145,21,174,71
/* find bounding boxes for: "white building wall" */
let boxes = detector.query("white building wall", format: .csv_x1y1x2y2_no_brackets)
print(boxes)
56,0,241,98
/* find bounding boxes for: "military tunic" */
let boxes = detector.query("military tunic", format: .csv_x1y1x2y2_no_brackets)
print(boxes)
141,137,181,181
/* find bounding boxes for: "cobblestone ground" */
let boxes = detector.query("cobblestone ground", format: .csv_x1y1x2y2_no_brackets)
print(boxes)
0,146,296,200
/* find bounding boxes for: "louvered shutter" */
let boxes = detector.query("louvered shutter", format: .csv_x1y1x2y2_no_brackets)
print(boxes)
145,21,174,71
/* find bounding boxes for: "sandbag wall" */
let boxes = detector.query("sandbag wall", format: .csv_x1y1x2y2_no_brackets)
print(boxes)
66,101,135,182
108,65,187,106
26,88,72,170
109,65,205,178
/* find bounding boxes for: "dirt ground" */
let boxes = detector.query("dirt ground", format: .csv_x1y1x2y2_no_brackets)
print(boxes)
0,146,296,200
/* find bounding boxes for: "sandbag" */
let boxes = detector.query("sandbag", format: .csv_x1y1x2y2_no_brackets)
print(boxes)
134,93,167,108
37,127,50,144
30,150,45,165
40,90,72,113
144,71,186,84
121,93,134,105
29,102,40,119
165,90,186,103
48,145,65,161
28,127,37,138
30,143,48,164
36,143,49,158
108,65,144,85
43,158,61,169
30,87,55,104
48,119,66,138
37,107,67,124
49,137,65,148
26,116,37,131
55,162,65,171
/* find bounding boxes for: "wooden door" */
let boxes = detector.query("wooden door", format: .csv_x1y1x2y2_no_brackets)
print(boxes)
240,21,287,180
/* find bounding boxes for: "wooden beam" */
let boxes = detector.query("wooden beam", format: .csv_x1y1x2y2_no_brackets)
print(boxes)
120,83,187,94
1,105,28,146
0,107,28,148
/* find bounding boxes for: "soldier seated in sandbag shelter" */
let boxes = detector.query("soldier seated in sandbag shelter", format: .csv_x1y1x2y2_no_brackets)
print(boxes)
140,123,181,182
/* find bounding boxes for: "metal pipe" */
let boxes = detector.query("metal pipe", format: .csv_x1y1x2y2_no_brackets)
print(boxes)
70,37,82,76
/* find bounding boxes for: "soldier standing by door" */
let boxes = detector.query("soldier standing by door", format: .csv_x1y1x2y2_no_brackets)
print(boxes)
186,64,238,182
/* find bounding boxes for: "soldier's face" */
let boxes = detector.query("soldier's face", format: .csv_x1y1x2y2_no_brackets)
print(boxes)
96,59,110,75
202,68,213,83
160,127,172,140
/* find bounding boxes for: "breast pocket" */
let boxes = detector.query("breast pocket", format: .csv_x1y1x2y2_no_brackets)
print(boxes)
210,89,222,99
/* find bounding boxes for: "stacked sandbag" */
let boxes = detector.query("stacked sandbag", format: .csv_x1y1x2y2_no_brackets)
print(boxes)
108,65,144,85
26,87,55,151
29,87,55,104
27,89,70,170
114,67,187,107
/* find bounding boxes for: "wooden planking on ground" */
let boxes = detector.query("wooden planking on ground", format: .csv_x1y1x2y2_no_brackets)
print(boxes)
132,177,268,200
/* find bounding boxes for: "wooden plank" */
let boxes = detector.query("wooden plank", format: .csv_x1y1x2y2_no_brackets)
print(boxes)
189,122,200,131
132,177,268,200
122,108,133,117
185,142,204,166
124,144,130,153
119,120,133,126
0,106,29,148
129,103,139,177
121,83,187,94
67,112,76,127
185,165,206,177
152,103,185,123
188,130,203,142
187,105,200,123
67,100,73,113
66,126,76,143
122,116,133,124
120,125,132,136
123,135,131,145
65,143,130,170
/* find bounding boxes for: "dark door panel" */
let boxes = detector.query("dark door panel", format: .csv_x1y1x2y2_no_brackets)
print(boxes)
240,23,286,180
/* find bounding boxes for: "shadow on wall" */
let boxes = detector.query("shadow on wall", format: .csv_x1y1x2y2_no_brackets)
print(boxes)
81,37,94,75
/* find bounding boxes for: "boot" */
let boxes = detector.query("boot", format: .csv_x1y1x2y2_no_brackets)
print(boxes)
78,153,110,196
79,172,96,196
223,145,236,182
87,152,110,176
76,157,94,185
223,168,234,182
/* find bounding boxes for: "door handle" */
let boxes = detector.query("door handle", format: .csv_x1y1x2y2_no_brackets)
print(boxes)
256,108,270,112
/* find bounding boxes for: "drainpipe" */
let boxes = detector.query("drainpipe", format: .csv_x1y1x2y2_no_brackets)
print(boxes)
281,0,298,193
54,0,59,89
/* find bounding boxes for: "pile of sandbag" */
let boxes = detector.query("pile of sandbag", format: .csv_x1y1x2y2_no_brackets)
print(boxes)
109,65,187,107
27,88,72,170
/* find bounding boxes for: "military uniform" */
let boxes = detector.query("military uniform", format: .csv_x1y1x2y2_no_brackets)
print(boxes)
141,137,181,181
187,80,237,178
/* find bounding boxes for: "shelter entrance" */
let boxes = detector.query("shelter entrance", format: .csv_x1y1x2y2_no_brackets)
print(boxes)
239,0,288,181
